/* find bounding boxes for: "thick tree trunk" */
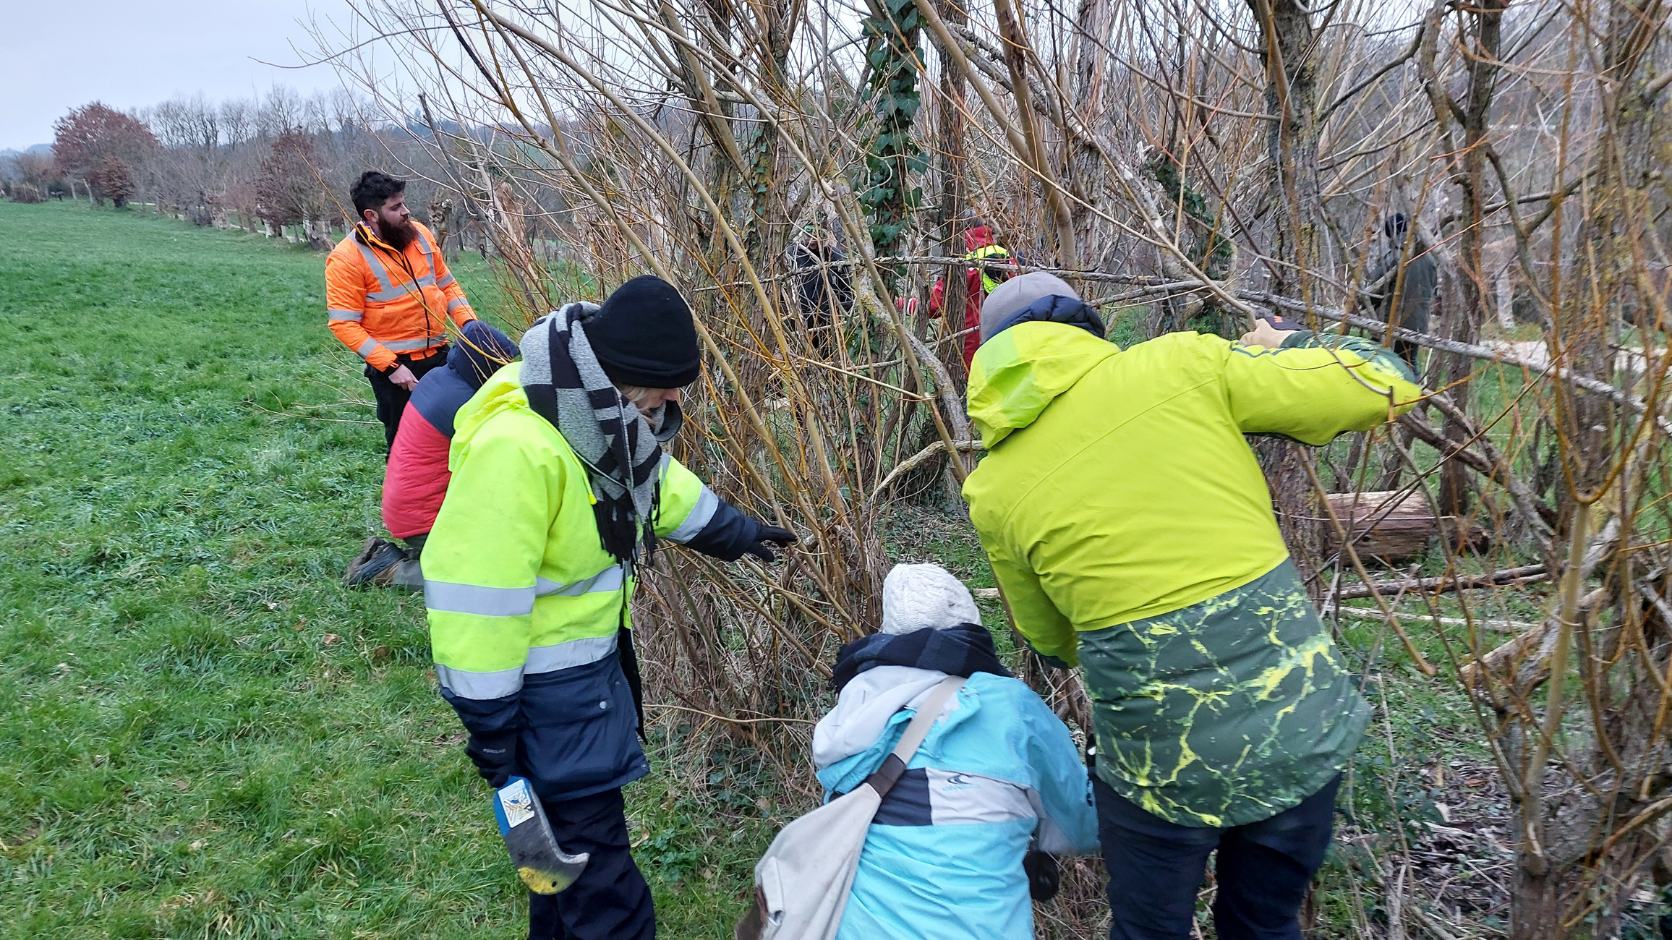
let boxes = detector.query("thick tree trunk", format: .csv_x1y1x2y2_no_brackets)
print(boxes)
1247,0,1325,588
1508,3,1672,936
1248,0,1321,301
1067,0,1114,265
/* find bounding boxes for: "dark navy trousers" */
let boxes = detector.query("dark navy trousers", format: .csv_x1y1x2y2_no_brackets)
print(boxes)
1096,774,1340,940
527,787,654,940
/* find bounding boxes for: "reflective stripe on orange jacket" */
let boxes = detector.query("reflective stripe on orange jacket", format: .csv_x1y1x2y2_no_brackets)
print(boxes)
325,221,477,371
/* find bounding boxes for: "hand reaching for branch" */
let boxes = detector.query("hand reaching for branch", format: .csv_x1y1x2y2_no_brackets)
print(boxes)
1239,317,1299,349
742,524,797,563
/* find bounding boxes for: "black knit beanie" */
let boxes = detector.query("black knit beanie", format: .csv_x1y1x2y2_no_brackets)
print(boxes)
587,276,702,388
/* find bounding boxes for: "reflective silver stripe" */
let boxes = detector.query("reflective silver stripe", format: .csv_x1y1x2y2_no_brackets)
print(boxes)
926,769,1035,826
435,662,522,700
425,580,536,617
355,241,394,294
384,335,448,352
526,633,618,675
535,566,626,597
447,296,469,312
355,338,379,358
436,274,457,288
328,308,363,322
368,274,436,302
668,487,720,543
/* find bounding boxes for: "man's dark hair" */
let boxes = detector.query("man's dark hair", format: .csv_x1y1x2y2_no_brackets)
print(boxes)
352,171,406,216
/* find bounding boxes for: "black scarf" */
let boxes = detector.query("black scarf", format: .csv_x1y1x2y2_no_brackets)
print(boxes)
519,303,682,565
831,623,1013,692
990,294,1107,342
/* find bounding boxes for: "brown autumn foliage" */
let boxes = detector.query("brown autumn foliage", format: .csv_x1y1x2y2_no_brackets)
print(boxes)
52,102,155,203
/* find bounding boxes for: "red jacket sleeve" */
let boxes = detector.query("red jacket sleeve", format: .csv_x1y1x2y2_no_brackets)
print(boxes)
382,405,455,539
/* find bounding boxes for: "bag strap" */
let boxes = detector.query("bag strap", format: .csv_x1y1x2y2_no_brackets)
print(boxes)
861,676,966,799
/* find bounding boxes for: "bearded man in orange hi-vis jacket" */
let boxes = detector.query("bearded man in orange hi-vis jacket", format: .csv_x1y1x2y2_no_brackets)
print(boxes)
327,170,480,449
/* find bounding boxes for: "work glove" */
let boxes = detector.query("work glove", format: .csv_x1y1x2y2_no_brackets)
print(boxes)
1023,849,1061,902
464,730,519,789
740,522,797,563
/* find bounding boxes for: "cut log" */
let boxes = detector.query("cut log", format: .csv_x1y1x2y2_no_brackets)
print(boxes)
1318,490,1482,564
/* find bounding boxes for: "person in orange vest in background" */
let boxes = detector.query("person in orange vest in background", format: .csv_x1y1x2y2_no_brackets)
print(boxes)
327,171,480,450
929,217,1018,369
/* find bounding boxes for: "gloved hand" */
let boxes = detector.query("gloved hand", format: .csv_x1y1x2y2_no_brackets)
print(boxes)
1023,849,1061,901
740,523,797,562
464,730,519,789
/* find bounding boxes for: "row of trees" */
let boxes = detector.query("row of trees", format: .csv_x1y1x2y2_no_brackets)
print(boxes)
0,90,481,247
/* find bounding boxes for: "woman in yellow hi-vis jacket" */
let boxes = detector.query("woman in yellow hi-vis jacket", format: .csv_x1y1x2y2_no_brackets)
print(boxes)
423,276,794,940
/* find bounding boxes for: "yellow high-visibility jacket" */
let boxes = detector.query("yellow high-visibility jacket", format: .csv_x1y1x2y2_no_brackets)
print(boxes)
424,361,760,799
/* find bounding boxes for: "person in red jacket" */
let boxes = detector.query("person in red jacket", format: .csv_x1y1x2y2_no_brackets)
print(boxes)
928,219,1018,368
345,320,518,589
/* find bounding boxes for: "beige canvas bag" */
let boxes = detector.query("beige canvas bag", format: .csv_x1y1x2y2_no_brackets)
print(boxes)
735,676,966,940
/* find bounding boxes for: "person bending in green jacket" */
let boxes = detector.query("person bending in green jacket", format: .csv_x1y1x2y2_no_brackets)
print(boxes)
961,272,1422,940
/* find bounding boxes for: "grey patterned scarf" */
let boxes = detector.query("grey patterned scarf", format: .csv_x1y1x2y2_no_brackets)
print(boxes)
520,302,683,563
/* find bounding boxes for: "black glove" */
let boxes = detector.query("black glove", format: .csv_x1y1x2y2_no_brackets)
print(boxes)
464,730,519,789
741,523,797,563
1023,849,1061,902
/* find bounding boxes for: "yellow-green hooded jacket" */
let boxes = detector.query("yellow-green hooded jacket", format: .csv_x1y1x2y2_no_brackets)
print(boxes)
964,321,1422,826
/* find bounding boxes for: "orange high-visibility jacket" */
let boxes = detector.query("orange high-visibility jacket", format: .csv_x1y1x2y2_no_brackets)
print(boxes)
325,221,477,371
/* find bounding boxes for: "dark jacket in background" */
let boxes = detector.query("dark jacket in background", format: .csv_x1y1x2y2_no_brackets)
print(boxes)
1366,241,1437,366
792,240,852,355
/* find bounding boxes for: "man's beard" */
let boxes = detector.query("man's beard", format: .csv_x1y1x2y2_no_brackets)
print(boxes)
381,218,417,251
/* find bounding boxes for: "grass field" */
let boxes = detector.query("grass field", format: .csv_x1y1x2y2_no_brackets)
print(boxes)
0,201,769,938
0,199,1503,939
12,199,1651,939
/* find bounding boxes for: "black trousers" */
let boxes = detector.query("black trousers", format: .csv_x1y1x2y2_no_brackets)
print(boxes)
1096,774,1340,940
364,350,448,450
527,787,655,940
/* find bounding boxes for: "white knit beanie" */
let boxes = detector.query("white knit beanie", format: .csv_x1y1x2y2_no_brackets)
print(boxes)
879,563,982,635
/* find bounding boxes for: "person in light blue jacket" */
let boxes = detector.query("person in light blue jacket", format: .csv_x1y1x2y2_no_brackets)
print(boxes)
813,563,1100,940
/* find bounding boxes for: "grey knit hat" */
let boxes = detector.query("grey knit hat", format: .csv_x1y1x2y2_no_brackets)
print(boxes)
879,563,982,635
978,271,1081,343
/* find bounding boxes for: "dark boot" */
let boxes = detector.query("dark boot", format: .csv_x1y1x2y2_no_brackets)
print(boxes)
343,538,407,588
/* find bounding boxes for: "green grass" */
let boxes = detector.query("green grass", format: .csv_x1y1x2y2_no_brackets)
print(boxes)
0,201,759,938
8,199,1645,938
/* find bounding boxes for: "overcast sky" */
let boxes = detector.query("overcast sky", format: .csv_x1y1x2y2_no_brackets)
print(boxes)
3,1,357,150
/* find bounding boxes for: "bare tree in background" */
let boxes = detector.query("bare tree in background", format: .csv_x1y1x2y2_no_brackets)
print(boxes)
297,1,1672,935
